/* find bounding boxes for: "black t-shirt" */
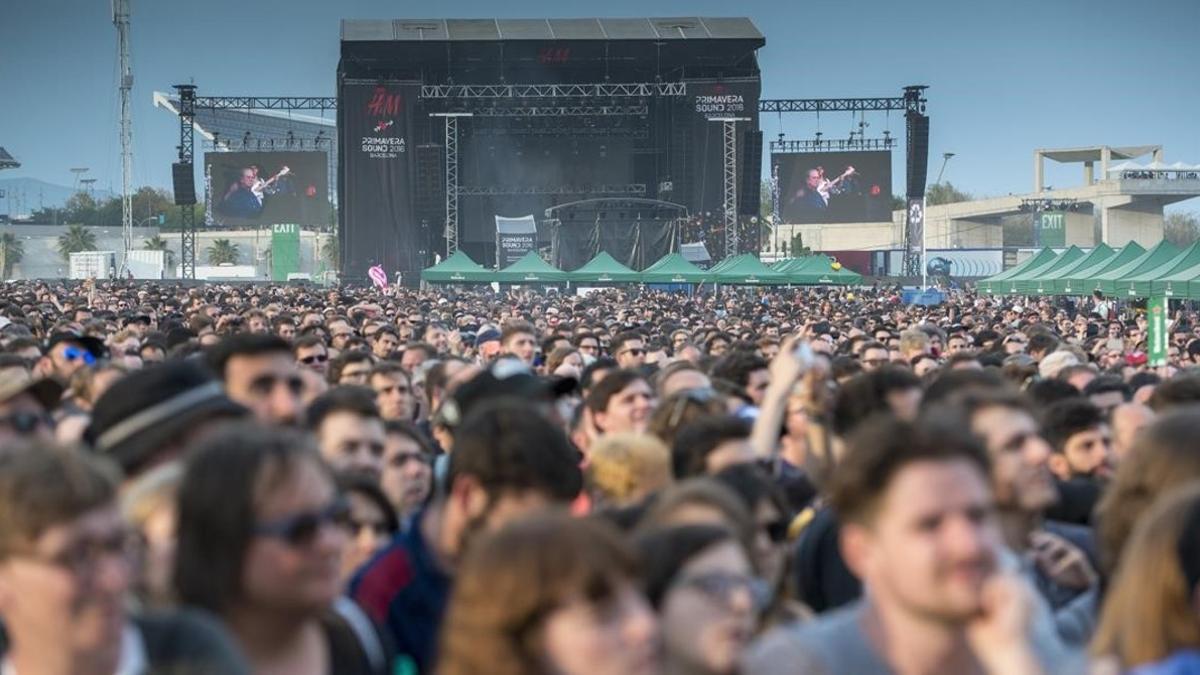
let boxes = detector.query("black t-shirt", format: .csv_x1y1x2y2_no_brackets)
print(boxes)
1044,477,1104,526
793,507,862,613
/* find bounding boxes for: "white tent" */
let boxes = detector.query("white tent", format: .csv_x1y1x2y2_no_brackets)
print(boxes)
1107,161,1141,172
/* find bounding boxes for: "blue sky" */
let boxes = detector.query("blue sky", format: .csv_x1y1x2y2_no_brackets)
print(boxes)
2,0,1198,209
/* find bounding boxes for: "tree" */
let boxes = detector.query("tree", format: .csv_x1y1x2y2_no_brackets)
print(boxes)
1165,211,1200,248
321,234,339,271
57,224,97,261
63,193,99,226
0,232,24,279
207,239,240,265
925,182,974,206
142,235,176,267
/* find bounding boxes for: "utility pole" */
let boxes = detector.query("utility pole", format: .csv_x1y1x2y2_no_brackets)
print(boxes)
114,0,134,274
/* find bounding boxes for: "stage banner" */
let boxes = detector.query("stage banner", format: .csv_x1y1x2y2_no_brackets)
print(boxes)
496,215,538,268
907,197,926,276
680,78,761,220
339,81,421,280
1036,211,1066,248
1148,296,1168,367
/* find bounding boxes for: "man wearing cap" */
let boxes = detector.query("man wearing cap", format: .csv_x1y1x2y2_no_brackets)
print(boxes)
0,368,61,445
35,332,106,383
473,328,502,365
85,360,247,480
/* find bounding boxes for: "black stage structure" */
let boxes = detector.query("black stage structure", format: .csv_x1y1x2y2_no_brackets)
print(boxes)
337,18,765,281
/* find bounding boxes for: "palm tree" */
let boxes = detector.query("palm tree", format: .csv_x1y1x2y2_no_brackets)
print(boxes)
320,234,339,271
0,232,24,279
142,235,176,267
207,239,240,265
57,224,97,261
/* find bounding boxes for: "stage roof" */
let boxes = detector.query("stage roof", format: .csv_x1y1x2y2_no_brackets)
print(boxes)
341,17,763,42
1039,145,1161,163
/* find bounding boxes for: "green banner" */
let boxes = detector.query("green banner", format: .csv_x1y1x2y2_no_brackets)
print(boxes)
1036,211,1066,248
1148,296,1169,367
270,223,300,281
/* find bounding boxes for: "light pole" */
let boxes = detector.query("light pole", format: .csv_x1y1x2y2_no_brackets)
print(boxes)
935,152,955,185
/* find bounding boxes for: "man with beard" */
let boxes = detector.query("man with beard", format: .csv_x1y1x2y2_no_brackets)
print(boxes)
743,414,1073,674
954,390,1098,613
1042,398,1112,526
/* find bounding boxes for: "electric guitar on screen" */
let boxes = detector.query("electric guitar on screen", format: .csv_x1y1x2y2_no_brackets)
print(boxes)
251,166,291,201
818,166,856,200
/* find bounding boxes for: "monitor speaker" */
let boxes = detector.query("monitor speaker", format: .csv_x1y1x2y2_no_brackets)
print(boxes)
739,130,763,216
172,162,196,205
906,115,929,199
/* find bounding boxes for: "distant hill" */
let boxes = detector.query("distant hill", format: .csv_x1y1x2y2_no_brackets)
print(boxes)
0,177,115,215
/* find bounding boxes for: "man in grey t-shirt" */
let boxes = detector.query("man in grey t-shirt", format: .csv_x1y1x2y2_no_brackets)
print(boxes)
744,414,1079,675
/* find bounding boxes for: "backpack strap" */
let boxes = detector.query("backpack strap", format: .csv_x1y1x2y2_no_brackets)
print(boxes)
333,596,387,673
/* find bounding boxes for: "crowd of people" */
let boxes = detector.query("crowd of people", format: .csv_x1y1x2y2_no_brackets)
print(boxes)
3,277,1200,674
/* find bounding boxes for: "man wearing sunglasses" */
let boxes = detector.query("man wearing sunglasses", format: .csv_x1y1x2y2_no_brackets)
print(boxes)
37,332,105,384
0,443,250,675
610,331,647,370
294,335,330,375
0,368,61,445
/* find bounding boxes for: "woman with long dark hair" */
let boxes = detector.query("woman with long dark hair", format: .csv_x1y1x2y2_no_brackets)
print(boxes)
174,422,391,675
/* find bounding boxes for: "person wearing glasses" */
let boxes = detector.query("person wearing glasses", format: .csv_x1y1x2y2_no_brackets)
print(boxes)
175,422,392,674
610,332,647,370
0,366,61,445
637,524,764,675
294,335,331,375
36,332,105,384
0,442,250,674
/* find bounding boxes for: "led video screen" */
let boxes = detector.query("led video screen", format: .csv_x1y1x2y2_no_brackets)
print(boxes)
776,151,892,224
206,151,328,227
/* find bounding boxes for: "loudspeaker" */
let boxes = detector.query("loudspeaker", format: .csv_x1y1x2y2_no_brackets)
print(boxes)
172,162,196,205
739,130,763,216
906,114,929,199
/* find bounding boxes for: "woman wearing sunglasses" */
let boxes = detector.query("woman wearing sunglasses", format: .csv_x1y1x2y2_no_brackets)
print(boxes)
175,423,392,675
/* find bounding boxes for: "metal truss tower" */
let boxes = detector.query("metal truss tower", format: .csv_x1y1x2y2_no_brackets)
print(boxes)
711,117,750,259
113,0,134,275
175,84,196,279
430,113,471,256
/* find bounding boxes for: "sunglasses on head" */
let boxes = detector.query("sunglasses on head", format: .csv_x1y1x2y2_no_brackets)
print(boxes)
254,498,352,548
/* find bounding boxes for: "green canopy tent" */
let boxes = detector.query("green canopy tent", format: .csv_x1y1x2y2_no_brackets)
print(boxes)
712,255,788,285
1090,240,1180,296
784,255,864,285
1154,259,1200,298
566,251,641,284
1006,246,1086,294
1054,242,1145,295
1033,244,1115,296
978,249,1058,294
771,256,819,273
492,251,568,284
640,252,712,284
707,253,749,274
1117,241,1200,298
419,250,493,283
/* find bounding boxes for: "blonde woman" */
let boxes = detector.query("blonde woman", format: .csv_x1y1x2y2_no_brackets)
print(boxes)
1092,482,1200,673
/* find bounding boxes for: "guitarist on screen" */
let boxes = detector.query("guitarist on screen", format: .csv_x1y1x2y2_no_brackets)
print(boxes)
219,164,291,219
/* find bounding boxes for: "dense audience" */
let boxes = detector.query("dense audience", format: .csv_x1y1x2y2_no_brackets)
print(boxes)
3,277,1200,674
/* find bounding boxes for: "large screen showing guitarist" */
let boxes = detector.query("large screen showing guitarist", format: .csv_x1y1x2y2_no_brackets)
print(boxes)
207,151,327,227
